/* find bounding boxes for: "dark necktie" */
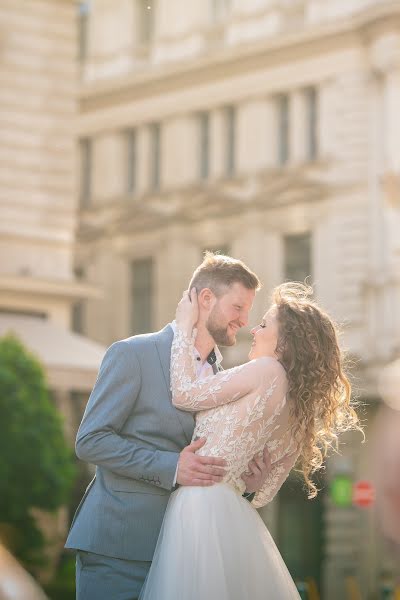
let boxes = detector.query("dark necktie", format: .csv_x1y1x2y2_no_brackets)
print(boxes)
207,350,219,374
206,349,217,366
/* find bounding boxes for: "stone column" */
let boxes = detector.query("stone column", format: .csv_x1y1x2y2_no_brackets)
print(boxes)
383,69,400,173
265,97,278,167
92,132,125,203
237,99,275,173
367,32,400,359
210,108,226,179
318,79,336,161
380,38,400,367
137,125,152,195
163,116,198,188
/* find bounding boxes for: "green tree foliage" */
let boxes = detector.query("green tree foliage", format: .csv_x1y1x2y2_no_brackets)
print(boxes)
0,335,75,568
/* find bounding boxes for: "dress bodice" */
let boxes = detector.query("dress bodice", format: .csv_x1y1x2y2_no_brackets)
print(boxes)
171,328,300,508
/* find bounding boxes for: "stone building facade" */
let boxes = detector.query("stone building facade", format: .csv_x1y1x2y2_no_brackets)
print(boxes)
74,1,400,597
0,0,105,574
0,0,105,434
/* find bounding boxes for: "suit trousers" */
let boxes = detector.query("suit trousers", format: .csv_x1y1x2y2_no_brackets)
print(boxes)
76,550,151,600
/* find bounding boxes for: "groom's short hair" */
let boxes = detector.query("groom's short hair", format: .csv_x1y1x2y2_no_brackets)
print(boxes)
188,252,261,297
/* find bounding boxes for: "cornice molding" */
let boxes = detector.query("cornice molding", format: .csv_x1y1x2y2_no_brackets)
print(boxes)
76,166,332,241
80,1,400,112
0,275,100,300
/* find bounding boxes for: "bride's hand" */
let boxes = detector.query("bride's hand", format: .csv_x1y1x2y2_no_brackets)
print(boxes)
176,288,199,333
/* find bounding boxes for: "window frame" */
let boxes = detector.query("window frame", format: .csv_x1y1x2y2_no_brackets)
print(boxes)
277,94,290,167
283,232,312,283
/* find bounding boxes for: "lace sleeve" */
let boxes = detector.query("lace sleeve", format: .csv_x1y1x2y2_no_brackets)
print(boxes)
171,327,267,411
252,449,299,509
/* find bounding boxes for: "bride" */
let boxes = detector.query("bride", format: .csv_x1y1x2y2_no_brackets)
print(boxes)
139,282,362,600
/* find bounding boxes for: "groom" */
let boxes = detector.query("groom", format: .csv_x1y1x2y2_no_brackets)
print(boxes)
66,253,271,600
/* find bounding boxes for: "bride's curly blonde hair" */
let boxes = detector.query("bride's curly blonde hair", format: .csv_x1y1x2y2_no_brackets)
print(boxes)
273,282,362,498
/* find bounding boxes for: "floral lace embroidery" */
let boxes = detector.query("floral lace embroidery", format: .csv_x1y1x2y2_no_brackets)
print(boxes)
171,327,300,508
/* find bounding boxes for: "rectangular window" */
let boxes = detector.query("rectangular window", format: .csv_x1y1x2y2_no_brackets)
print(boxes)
149,122,160,191
131,258,154,334
125,128,137,195
284,233,312,283
305,87,318,161
198,112,210,181
277,94,289,166
78,2,90,62
79,138,92,209
137,0,154,45
225,105,236,177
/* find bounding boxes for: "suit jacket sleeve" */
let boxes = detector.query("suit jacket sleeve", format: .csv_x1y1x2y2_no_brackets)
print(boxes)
75,340,179,491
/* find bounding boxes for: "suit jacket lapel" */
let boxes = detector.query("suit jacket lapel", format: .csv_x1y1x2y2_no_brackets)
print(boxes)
154,324,194,445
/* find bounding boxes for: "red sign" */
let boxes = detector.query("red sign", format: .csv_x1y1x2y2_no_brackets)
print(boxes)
352,480,375,508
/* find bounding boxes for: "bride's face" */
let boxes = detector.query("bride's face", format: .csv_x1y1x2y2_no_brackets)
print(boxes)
249,306,279,360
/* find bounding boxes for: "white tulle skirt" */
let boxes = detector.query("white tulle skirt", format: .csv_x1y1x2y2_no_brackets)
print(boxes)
139,483,301,600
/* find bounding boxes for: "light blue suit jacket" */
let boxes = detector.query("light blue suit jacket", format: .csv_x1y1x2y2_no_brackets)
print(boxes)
65,324,195,561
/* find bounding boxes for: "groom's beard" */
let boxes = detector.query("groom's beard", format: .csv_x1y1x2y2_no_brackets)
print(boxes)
206,308,238,347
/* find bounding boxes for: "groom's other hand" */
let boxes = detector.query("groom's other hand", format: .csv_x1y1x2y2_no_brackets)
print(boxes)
241,445,272,494
177,438,227,486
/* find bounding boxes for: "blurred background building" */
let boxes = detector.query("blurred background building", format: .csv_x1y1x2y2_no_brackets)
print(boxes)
1,0,400,598
74,1,400,597
0,0,105,437
0,0,104,569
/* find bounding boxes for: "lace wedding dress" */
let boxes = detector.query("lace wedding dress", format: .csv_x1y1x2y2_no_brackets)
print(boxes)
139,328,301,600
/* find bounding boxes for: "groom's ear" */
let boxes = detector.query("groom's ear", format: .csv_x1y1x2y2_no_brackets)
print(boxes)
198,288,217,312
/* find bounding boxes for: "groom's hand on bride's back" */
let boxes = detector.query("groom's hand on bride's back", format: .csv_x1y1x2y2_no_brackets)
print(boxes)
241,445,272,494
176,438,227,486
